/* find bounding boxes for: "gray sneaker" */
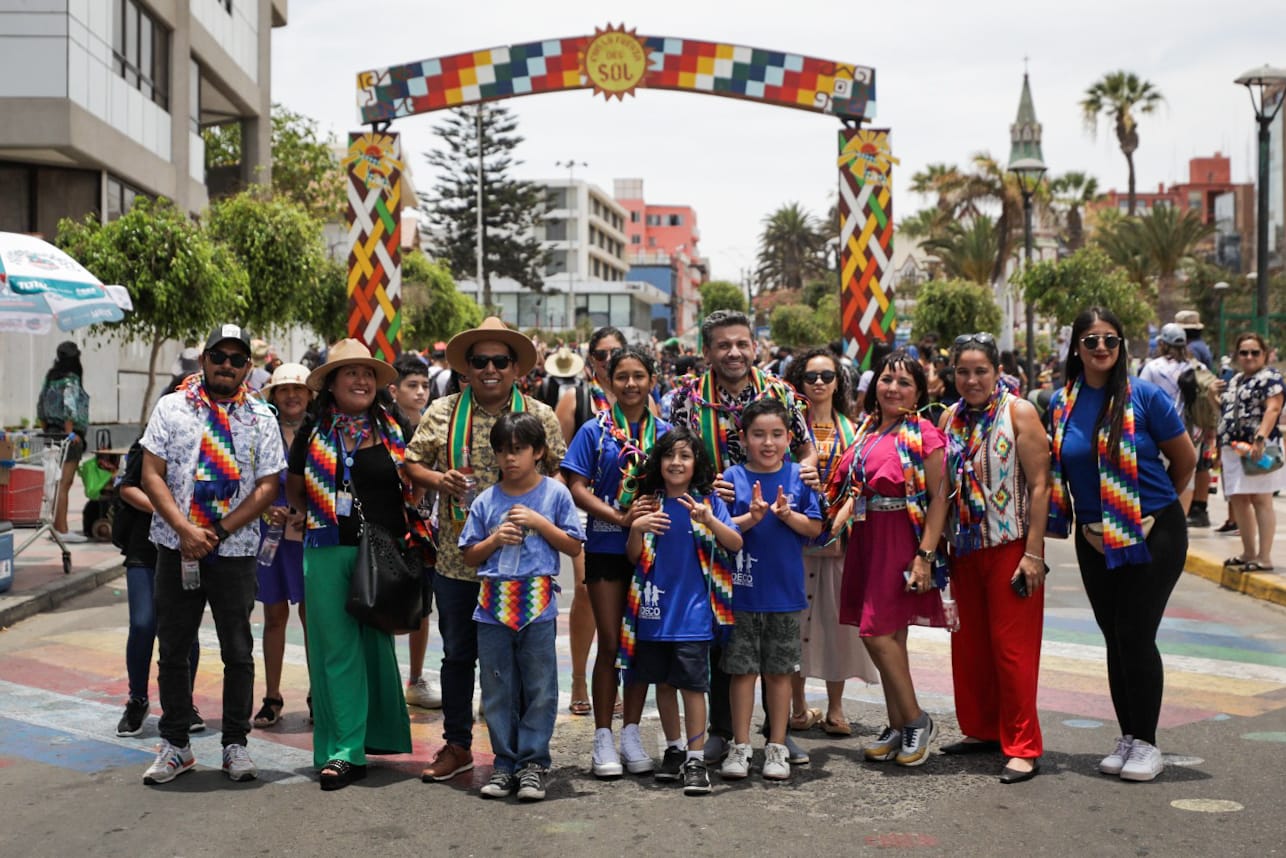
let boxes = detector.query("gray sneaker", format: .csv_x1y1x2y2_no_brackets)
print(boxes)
516,765,546,801
221,743,258,781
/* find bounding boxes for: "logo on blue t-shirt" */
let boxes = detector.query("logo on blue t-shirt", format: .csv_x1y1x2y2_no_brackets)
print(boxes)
732,550,758,588
639,580,666,620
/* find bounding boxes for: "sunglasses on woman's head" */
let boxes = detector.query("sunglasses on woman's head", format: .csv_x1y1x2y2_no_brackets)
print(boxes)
1239,348,1262,357
467,353,513,370
953,332,996,348
591,348,623,362
206,349,250,368
803,370,837,384
1080,334,1121,351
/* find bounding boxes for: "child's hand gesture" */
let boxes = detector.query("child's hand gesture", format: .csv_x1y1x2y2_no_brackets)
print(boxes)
746,481,770,523
631,507,671,535
677,493,712,525
507,504,547,533
619,494,657,528
771,485,792,519
493,521,525,545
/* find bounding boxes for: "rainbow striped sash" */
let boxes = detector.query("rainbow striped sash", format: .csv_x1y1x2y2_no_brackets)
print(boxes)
446,386,525,522
478,575,555,631
684,368,802,472
182,375,242,528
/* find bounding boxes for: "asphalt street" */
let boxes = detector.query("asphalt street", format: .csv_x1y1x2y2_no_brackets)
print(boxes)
0,535,1283,857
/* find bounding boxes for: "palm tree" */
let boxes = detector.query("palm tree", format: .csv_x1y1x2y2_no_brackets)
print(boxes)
1131,204,1216,322
921,215,1005,285
1050,171,1101,252
755,202,828,291
1081,72,1165,216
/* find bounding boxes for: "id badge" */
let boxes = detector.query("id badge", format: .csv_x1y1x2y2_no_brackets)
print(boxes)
336,491,353,517
852,495,867,522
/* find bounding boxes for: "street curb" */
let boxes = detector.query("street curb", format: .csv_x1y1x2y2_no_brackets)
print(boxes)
0,559,126,629
1186,547,1286,608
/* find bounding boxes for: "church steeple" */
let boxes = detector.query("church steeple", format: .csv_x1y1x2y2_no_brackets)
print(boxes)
1008,72,1045,168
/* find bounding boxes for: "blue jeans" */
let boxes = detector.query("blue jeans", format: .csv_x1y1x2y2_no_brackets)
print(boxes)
477,619,558,772
434,574,481,748
124,565,199,702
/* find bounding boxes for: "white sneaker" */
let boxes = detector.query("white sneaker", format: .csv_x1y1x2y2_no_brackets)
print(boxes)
405,677,442,709
895,716,937,767
142,740,195,785
762,742,791,781
1119,739,1164,782
592,728,623,778
864,726,902,761
1099,734,1134,776
54,530,88,544
619,723,654,774
720,742,752,779
221,743,258,782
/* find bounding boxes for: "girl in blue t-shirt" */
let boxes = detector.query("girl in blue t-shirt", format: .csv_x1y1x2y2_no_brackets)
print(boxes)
623,427,742,795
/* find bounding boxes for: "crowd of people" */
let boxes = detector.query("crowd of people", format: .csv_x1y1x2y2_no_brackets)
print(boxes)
63,301,1281,799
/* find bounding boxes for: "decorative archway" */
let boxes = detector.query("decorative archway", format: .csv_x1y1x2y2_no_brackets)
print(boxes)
346,25,894,366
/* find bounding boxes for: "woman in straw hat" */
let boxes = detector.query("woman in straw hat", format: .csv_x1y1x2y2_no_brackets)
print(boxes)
285,339,423,790
252,363,314,729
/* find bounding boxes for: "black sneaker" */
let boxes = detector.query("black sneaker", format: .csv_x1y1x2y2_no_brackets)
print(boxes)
480,770,516,799
681,758,712,796
655,747,685,781
516,765,546,801
1215,520,1239,534
189,706,206,734
116,698,149,737
1186,508,1210,528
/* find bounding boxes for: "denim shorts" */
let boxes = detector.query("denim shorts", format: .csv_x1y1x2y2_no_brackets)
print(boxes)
629,640,711,691
720,611,802,676
585,552,633,584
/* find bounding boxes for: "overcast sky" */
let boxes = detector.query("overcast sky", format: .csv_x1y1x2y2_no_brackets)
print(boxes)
272,0,1285,283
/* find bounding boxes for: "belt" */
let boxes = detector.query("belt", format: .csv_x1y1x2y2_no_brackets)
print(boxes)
866,495,907,511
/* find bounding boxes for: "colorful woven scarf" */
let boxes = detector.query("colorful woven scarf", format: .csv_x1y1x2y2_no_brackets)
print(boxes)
682,368,802,472
1049,377,1150,569
946,385,1009,555
815,412,858,485
586,373,612,414
446,386,525,522
478,575,555,631
617,498,736,670
182,374,243,528
596,404,657,508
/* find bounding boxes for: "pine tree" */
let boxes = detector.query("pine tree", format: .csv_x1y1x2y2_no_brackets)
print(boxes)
423,105,547,311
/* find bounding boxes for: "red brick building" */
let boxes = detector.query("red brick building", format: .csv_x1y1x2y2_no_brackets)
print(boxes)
614,178,708,335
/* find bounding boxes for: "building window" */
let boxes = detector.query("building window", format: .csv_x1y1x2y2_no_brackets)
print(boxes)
630,211,640,223
113,0,170,110
646,214,661,227
668,214,684,226
648,236,656,247
106,174,148,221
631,235,640,245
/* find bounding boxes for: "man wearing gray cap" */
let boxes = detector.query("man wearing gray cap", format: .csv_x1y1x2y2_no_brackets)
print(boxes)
1141,323,1204,514
139,324,286,785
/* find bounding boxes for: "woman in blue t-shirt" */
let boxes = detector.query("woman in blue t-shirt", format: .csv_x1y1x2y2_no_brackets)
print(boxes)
562,347,671,778
1048,307,1196,784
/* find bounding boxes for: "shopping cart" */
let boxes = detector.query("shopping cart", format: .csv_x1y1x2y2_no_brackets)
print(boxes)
3,433,75,575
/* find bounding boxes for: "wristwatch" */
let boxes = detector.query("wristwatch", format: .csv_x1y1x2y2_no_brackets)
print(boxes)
1254,434,1266,442
914,548,935,562
213,520,230,542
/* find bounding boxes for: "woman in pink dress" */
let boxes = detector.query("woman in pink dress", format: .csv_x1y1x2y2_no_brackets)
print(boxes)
827,351,949,768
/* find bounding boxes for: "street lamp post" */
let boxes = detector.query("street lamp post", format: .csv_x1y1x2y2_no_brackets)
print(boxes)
555,159,587,333
1010,158,1047,386
1214,280,1231,358
1234,65,1286,334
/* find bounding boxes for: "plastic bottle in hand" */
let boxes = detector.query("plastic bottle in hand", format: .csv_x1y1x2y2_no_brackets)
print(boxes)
941,582,960,633
181,557,201,590
459,448,478,509
257,521,284,566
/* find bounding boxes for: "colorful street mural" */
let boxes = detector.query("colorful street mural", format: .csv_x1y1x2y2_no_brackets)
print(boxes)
838,128,896,367
342,131,404,360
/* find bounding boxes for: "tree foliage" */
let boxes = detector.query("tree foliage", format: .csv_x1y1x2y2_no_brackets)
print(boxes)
921,215,1004,285
1081,71,1164,216
910,278,1002,343
401,250,484,344
1049,171,1100,252
56,199,248,421
295,257,349,345
422,105,547,309
1017,247,1153,340
699,280,748,316
755,202,830,292
770,304,826,347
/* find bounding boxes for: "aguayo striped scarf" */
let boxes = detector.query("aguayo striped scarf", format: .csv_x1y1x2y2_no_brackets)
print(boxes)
946,385,1010,555
478,575,555,631
682,368,801,473
182,374,243,528
1049,377,1150,569
446,386,525,522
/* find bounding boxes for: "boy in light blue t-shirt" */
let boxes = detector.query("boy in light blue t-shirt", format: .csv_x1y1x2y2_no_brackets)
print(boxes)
459,412,584,802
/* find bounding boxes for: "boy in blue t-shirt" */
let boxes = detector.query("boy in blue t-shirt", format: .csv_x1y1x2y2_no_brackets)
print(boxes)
721,398,823,782
459,413,584,802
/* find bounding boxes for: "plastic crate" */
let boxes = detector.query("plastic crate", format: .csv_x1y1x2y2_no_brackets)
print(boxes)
0,464,44,525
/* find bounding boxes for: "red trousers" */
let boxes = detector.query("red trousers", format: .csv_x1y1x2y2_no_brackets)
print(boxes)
949,539,1044,759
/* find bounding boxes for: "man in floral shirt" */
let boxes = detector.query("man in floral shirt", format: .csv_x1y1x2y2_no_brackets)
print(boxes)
139,324,285,786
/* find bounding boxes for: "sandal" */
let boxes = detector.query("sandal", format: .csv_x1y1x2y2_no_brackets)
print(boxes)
1241,561,1275,572
1223,556,1248,568
788,707,823,731
319,759,367,791
822,717,853,736
252,696,284,729
568,699,591,716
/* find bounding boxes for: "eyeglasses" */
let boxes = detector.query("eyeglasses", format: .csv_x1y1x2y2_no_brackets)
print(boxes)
1080,334,1122,351
953,332,996,348
802,370,838,384
591,348,623,362
206,349,250,368
1239,349,1263,357
467,354,513,370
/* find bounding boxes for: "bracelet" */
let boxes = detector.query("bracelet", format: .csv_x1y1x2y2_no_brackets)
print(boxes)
1023,551,1044,562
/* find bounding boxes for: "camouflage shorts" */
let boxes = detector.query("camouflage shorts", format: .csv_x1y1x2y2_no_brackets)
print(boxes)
720,611,802,676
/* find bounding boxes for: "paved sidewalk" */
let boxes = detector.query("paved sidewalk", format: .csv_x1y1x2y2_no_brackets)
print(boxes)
1184,481,1286,607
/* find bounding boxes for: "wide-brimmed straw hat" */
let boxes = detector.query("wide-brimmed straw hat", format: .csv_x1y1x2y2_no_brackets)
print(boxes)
446,316,537,375
261,362,314,399
543,346,585,379
305,338,397,392
1174,310,1204,331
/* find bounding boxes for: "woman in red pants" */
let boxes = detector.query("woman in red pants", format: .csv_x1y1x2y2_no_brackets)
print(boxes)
940,333,1051,783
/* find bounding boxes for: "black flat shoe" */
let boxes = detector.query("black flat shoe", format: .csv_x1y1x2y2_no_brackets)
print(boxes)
999,759,1041,784
319,759,368,791
941,739,1001,755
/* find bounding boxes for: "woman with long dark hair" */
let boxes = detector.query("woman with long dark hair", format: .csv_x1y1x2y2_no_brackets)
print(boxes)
37,341,89,541
285,340,420,790
1048,307,1195,782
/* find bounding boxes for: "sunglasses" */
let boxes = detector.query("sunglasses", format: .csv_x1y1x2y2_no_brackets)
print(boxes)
206,349,250,368
1239,349,1263,357
803,370,838,384
954,332,996,348
1080,334,1122,351
468,354,513,370
591,348,624,362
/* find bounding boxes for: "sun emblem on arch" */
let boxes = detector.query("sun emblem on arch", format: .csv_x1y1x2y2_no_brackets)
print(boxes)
838,129,899,187
579,24,651,101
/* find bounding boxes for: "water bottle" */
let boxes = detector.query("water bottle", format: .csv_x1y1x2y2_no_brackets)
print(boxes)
941,583,960,633
497,540,522,577
257,522,284,566
181,557,201,590
459,448,478,509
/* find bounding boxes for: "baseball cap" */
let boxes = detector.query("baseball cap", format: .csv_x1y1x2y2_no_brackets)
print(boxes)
204,324,252,353
1158,323,1188,348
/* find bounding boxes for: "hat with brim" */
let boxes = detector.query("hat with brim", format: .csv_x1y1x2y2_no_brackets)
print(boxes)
1175,310,1204,331
446,316,537,376
261,362,315,399
305,339,398,392
543,346,585,379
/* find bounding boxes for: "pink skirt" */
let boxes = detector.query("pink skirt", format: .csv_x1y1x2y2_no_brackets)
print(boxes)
840,508,946,636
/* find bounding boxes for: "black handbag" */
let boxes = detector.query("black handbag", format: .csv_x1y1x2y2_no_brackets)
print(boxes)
344,471,425,634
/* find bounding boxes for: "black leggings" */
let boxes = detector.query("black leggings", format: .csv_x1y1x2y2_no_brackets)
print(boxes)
1074,500,1187,745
